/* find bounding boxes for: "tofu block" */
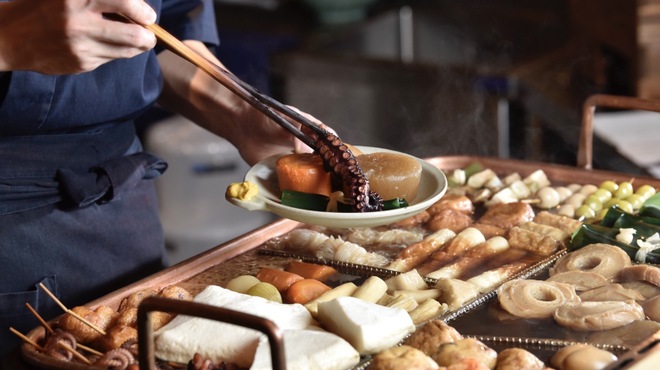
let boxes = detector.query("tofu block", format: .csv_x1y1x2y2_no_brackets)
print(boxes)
317,296,415,355
250,328,360,370
154,285,317,367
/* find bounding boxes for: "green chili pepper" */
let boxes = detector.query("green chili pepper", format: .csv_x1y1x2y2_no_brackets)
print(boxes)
601,205,660,227
611,213,660,238
640,192,660,219
570,223,660,264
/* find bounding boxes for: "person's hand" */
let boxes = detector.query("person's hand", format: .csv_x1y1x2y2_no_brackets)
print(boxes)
232,105,335,166
0,0,157,74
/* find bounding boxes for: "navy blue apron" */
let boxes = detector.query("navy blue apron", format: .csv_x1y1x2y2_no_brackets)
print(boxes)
0,0,219,356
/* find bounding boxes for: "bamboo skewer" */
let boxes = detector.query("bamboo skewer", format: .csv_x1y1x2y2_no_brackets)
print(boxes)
9,327,45,351
57,341,93,365
25,303,53,334
24,302,104,357
38,283,106,335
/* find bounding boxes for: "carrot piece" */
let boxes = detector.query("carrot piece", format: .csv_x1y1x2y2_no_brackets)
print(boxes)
276,153,332,196
285,279,332,305
285,261,339,282
256,268,304,293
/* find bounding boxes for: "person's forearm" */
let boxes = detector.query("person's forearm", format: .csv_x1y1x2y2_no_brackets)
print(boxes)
157,41,252,146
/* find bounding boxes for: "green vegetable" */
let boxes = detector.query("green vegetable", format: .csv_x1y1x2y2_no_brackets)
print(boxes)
463,162,484,178
281,190,329,211
600,205,660,227
570,223,660,264
280,189,409,212
640,192,660,218
383,198,409,210
611,213,660,238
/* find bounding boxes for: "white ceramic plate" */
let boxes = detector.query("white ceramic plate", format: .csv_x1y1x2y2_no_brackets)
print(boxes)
226,146,447,228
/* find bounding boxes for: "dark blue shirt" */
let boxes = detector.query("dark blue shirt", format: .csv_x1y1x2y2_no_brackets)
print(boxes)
0,0,219,214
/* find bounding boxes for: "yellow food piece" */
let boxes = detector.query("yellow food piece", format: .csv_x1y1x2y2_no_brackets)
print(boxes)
226,275,260,294
226,181,258,201
358,152,422,200
245,282,283,303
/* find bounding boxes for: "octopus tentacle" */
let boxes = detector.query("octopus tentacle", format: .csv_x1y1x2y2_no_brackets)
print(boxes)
314,134,383,212
93,348,135,370
43,329,77,362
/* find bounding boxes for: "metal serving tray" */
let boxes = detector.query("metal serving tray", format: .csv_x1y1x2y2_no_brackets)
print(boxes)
20,94,660,369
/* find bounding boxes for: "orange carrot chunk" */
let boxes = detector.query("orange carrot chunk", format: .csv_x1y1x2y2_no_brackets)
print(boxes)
276,153,332,196
285,278,332,305
256,268,304,293
285,261,339,282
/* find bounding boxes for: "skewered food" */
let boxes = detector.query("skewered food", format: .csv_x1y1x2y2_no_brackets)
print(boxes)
42,330,78,362
358,152,422,201
467,259,533,293
497,279,580,319
417,227,486,276
550,243,632,280
280,228,389,267
426,236,509,280
57,305,117,344
553,300,645,331
387,229,456,272
118,289,158,312
317,296,415,355
92,348,136,369
97,325,138,352
344,227,424,246
367,345,439,370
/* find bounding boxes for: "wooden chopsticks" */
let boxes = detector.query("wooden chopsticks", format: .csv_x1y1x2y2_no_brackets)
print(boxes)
116,13,329,150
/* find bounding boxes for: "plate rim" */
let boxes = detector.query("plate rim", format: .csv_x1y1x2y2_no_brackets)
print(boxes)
237,146,447,228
